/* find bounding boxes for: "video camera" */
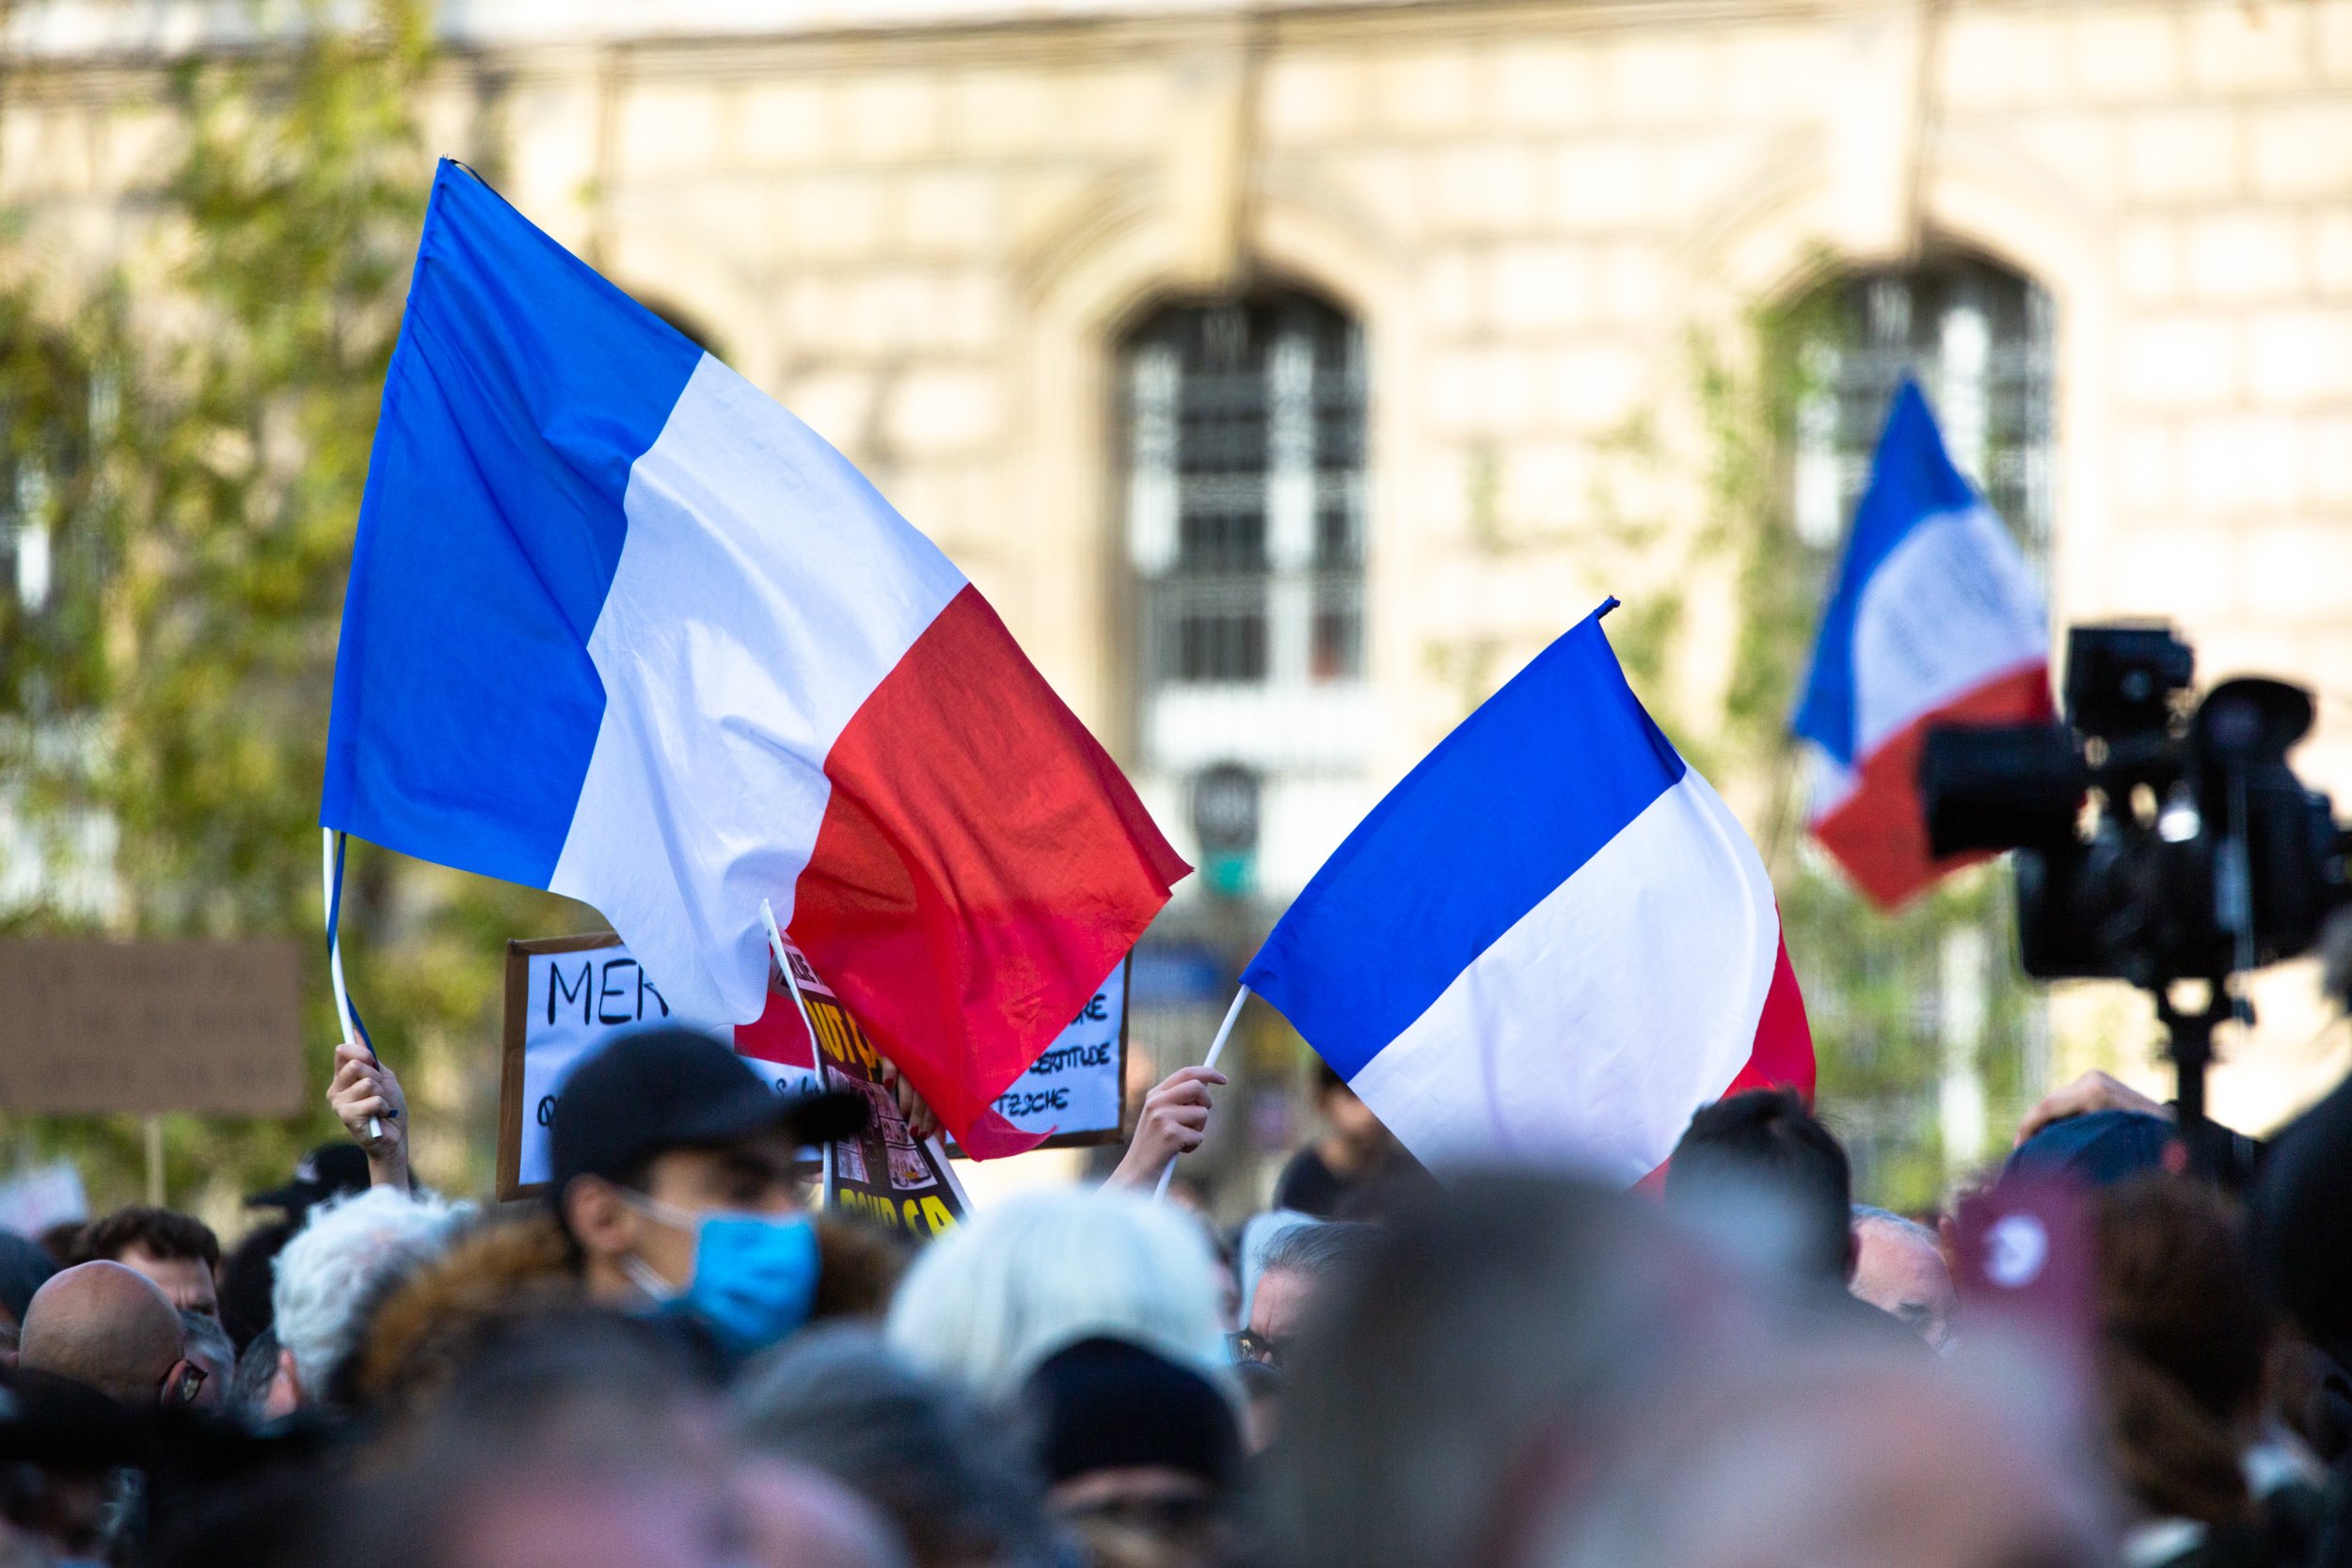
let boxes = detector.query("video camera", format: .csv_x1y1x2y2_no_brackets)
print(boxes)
1920,623,2351,1124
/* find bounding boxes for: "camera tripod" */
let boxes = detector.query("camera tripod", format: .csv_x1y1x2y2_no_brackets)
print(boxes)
2151,978,2242,1169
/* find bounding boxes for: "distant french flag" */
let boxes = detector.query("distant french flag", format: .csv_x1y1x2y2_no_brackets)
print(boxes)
1243,603,1811,1185
1793,381,2053,908
324,163,1187,1156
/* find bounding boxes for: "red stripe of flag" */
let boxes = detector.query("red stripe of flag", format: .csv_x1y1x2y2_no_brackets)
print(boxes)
787,585,1191,1159
1813,663,2055,909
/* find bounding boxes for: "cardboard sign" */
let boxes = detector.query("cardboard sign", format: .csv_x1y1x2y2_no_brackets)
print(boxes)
497,933,823,1198
0,940,306,1116
962,959,1130,1153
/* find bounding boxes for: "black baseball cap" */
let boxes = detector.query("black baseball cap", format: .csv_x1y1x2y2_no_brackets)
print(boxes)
246,1143,372,1212
549,1028,868,1196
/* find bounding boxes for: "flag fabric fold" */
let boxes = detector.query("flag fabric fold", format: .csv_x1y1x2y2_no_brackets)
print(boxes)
324,162,1187,1157
1792,379,2053,908
1241,601,1812,1187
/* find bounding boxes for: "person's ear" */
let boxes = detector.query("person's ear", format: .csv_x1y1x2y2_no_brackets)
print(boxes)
275,1343,304,1408
563,1175,643,1264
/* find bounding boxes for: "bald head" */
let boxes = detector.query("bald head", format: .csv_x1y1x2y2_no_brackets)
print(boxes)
21,1260,185,1405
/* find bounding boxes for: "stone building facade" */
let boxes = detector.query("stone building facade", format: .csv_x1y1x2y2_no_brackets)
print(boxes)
6,0,2350,1149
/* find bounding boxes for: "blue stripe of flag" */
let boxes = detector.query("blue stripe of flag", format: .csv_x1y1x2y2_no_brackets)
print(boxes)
1790,379,1979,768
1242,601,1687,1079
323,161,706,886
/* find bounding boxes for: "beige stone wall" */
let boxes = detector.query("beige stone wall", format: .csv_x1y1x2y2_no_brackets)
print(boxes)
5,0,2350,1127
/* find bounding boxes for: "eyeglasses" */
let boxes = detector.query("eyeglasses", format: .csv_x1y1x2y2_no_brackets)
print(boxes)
1060,1493,1224,1536
1228,1328,1283,1369
159,1357,207,1408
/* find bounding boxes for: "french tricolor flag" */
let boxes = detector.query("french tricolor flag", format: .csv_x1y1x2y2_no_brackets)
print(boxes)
1793,381,2053,908
1242,603,1811,1185
323,164,1187,1156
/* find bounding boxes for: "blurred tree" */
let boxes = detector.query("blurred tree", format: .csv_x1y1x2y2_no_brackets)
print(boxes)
0,0,591,1218
1694,276,2045,1212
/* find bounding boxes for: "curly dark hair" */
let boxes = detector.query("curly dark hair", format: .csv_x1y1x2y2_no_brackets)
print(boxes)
73,1205,221,1269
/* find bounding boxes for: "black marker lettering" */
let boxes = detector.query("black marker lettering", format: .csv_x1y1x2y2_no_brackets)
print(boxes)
598,960,636,1025
550,961,592,1025
637,966,671,1018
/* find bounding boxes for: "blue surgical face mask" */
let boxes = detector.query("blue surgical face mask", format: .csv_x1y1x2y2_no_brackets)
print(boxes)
621,1195,821,1357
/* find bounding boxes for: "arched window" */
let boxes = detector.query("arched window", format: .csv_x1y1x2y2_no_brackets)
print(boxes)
1773,245,2058,1203
1114,289,1371,1139
1119,292,1367,780
1790,248,2055,564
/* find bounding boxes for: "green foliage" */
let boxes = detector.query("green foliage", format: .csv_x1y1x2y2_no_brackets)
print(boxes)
1412,270,2037,1209
113,7,435,932
1694,279,2044,1211
0,2,593,1216
0,285,114,722
1696,284,1846,787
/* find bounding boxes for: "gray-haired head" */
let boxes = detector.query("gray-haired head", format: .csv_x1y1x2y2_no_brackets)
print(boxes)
882,1186,1227,1401
1849,1204,1958,1350
271,1185,473,1404
179,1307,236,1394
230,1325,283,1418
1851,1204,1939,1247
733,1325,1056,1568
1263,1171,1754,1568
1259,1219,1382,1281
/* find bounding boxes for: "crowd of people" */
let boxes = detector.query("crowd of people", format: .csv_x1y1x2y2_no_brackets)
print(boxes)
3,953,2351,1568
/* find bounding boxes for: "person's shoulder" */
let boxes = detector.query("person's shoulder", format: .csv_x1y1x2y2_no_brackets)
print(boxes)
1275,1148,1339,1216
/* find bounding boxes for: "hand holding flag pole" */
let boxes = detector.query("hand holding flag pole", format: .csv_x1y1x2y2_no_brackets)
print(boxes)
1152,986,1249,1201
320,164,1186,1161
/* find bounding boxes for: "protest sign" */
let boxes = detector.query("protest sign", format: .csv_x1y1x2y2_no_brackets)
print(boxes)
497,933,824,1198
773,941,970,1239
0,1161,87,1239
0,940,306,1116
952,958,1130,1154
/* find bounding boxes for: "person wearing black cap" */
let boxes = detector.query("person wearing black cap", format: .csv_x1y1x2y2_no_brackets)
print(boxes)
1022,1335,1241,1568
246,1142,374,1221
218,1142,378,1356
550,1027,868,1360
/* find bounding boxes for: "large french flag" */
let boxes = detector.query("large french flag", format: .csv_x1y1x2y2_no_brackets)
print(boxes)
1793,380,2053,908
323,163,1188,1156
1242,602,1811,1185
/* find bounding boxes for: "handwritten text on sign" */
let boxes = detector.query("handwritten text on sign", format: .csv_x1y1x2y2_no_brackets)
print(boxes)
978,961,1128,1145
506,939,822,1192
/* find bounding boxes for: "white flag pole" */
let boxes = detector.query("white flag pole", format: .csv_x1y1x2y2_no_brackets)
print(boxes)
1153,985,1248,1201
758,899,825,1053
757,900,839,1209
320,828,383,1143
